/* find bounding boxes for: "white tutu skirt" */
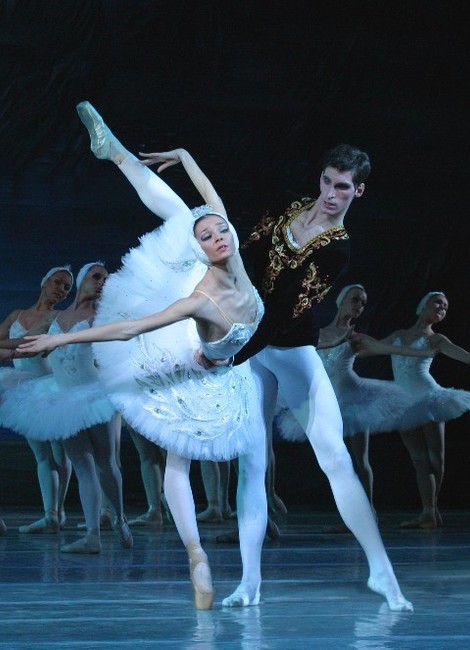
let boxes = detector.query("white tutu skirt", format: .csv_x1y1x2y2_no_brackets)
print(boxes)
92,216,257,461
0,373,115,440
0,367,42,401
274,379,470,442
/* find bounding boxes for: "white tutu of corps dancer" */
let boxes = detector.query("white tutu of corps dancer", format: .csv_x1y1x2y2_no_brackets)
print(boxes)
392,336,470,421
273,340,461,442
92,210,263,461
0,319,115,440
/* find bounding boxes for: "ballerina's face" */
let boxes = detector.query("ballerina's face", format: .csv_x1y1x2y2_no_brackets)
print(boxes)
423,294,448,323
194,215,235,264
342,287,367,319
42,271,73,305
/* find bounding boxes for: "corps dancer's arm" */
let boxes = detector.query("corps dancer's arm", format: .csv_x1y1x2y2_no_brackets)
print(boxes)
139,148,227,217
350,332,435,358
17,295,204,356
432,334,470,363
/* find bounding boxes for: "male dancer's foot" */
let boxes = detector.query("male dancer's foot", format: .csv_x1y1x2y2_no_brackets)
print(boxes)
222,583,261,608
367,574,413,612
76,101,126,164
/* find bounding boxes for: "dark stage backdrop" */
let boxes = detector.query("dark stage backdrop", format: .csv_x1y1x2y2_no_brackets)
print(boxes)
0,1,468,508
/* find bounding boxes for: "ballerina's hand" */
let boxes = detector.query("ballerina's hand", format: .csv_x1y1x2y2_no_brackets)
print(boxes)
194,349,232,370
349,332,379,354
138,150,182,173
17,334,57,357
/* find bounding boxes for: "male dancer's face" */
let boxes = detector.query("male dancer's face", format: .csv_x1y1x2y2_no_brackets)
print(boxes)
319,166,364,219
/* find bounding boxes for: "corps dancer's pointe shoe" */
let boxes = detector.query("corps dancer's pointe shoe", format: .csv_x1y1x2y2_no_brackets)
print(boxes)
400,513,437,530
77,509,113,531
187,544,215,610
216,516,280,543
76,101,126,164
61,533,101,554
128,507,163,528
196,507,224,523
112,516,133,549
0,519,6,536
19,510,60,534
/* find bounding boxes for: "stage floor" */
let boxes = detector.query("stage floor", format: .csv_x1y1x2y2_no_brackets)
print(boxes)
1,508,469,649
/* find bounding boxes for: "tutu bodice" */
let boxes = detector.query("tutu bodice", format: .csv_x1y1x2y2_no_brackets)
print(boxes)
10,319,50,374
391,336,438,395
391,335,470,425
48,319,100,387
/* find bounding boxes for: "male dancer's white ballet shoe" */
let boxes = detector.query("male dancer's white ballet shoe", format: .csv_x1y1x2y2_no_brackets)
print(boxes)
76,101,126,164
112,515,133,549
61,532,101,554
367,576,413,612
128,507,163,528
0,519,7,535
222,585,260,608
19,510,60,534
187,543,215,610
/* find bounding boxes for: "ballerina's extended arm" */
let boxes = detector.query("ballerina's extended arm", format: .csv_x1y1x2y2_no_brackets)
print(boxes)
17,295,203,357
139,148,227,217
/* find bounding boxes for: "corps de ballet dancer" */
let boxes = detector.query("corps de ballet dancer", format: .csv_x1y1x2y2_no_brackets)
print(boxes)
0,266,74,533
354,291,470,529
4,262,133,554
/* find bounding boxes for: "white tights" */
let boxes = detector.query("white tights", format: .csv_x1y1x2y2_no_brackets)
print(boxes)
64,417,124,533
243,346,412,611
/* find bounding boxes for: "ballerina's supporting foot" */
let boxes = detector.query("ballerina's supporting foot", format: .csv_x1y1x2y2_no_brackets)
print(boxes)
187,543,215,610
367,575,413,612
19,510,60,534
61,530,101,554
222,584,260,608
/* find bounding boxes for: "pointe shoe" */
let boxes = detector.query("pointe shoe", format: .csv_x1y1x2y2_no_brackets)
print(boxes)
61,535,101,554
112,515,133,549
187,544,215,610
128,508,163,528
268,493,288,516
400,514,437,530
197,507,223,523
76,101,126,164
321,522,351,534
77,509,113,531
19,510,60,534
0,519,6,535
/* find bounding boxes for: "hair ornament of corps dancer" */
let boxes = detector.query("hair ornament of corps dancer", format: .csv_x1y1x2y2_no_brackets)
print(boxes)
416,291,446,316
76,261,106,290
40,265,74,288
189,204,239,266
335,284,365,307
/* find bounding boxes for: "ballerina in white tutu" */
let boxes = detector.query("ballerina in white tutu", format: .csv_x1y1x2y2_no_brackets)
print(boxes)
5,262,132,554
0,266,74,533
18,101,267,610
354,291,470,529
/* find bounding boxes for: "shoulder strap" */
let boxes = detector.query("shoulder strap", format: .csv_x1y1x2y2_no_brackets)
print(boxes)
194,289,234,326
